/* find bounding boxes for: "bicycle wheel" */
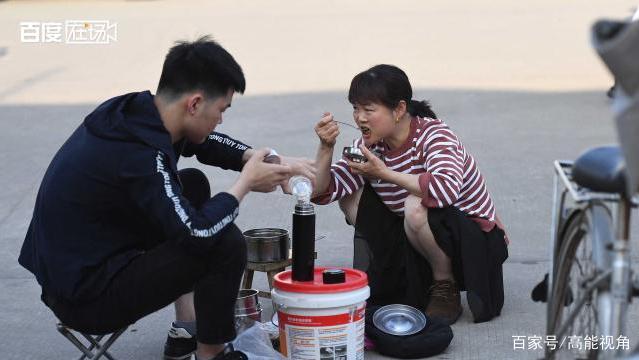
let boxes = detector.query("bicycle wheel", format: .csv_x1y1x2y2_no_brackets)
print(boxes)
546,204,613,359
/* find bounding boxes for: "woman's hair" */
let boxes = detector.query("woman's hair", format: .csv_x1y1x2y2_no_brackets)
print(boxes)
348,64,436,119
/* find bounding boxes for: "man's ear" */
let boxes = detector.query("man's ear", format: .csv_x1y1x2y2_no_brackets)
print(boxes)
186,93,204,116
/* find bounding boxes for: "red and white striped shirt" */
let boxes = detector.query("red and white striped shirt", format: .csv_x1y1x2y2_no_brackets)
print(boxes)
313,117,505,235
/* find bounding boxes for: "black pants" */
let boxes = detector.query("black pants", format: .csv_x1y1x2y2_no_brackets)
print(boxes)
355,183,508,323
44,168,247,344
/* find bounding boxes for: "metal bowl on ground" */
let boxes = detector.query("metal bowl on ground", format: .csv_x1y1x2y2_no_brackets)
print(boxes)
372,304,427,336
243,228,289,262
234,289,262,333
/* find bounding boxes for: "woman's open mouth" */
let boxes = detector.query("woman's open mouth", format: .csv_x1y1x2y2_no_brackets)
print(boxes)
360,125,371,138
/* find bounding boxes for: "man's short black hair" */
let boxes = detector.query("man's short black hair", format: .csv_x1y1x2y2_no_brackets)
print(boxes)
157,36,245,100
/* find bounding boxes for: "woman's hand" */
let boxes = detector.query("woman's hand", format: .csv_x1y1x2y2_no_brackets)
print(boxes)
314,112,340,147
346,145,390,181
278,156,317,194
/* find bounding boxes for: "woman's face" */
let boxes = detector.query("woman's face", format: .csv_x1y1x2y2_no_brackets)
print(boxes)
352,102,395,145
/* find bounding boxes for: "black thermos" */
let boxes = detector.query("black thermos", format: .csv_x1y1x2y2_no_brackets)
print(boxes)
292,202,315,281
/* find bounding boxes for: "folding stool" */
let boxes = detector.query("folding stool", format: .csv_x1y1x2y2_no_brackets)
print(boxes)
56,323,127,360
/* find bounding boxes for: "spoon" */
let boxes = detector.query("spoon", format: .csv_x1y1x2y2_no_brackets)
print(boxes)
332,119,360,131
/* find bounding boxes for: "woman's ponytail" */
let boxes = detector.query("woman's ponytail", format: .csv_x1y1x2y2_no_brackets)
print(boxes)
407,99,437,119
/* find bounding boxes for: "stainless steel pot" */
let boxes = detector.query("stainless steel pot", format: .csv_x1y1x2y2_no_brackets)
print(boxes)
243,228,290,262
235,289,262,333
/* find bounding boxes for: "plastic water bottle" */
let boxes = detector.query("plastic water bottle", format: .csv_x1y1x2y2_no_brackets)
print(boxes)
289,176,313,204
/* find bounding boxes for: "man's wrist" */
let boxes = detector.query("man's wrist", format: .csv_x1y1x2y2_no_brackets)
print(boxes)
228,177,250,202
242,148,255,164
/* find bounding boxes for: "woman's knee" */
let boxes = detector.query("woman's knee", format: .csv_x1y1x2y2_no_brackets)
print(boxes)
338,188,363,225
404,195,429,232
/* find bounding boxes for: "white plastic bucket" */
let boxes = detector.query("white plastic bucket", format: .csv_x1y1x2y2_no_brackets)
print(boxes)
271,267,370,360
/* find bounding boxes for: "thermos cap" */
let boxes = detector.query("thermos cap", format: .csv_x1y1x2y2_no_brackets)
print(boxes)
323,269,346,284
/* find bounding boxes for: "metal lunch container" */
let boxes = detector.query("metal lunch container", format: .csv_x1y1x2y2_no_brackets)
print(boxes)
243,228,290,263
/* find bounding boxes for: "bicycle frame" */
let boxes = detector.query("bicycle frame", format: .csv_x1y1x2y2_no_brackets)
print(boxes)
549,160,636,357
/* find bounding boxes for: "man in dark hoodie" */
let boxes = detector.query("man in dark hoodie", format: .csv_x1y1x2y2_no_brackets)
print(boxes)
18,37,315,360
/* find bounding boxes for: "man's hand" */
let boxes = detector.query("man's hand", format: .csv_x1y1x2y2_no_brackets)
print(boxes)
278,156,317,194
347,145,390,181
238,148,292,194
315,112,340,147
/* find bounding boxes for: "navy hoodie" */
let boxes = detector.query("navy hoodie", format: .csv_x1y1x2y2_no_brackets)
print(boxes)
18,91,251,303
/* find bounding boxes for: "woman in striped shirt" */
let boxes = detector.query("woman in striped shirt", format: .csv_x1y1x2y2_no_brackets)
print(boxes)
312,64,508,325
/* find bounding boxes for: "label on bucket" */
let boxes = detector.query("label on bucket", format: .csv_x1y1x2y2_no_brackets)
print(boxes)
278,305,365,360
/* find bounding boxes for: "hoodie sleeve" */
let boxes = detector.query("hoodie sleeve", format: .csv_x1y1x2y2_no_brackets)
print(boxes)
181,132,252,171
120,148,240,253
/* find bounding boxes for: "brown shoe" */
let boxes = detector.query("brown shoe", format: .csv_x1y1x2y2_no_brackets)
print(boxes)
425,279,462,325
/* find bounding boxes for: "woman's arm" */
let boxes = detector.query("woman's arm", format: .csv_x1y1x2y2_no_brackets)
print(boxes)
383,171,423,197
350,145,423,196
314,144,334,195
313,113,340,195
351,126,465,208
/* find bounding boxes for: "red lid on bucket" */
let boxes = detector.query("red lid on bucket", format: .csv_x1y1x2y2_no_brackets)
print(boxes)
273,267,368,294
